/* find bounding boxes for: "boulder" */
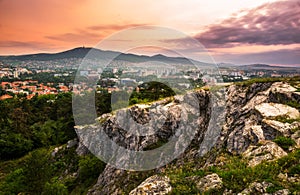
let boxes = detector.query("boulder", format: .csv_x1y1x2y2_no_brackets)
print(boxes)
51,146,63,157
262,119,291,137
255,103,300,119
195,173,223,192
67,139,78,148
271,82,297,93
129,175,172,195
270,189,290,195
269,82,299,104
238,181,272,194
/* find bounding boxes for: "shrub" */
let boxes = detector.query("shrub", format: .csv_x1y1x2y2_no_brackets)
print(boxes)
0,168,26,194
273,136,296,151
288,164,300,176
43,177,68,195
266,185,283,193
78,154,106,182
129,81,176,105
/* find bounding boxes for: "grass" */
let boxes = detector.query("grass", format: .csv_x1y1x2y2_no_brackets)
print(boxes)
287,100,300,109
266,185,284,193
164,149,300,194
235,76,300,87
167,162,206,194
236,77,286,86
288,164,300,176
274,115,300,124
291,127,299,134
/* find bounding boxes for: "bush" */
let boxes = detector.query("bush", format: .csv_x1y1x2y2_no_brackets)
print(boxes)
78,155,106,182
288,164,300,176
287,101,300,109
23,148,52,194
0,168,26,194
273,136,296,151
0,133,33,159
43,177,68,195
266,185,284,193
129,81,175,105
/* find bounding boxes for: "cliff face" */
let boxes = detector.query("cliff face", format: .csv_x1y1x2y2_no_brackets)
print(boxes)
223,82,300,155
76,89,219,194
74,81,300,194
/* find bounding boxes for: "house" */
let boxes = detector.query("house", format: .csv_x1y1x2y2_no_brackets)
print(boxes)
0,94,13,100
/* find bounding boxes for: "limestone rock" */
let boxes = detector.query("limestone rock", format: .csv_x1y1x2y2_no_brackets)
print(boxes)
87,165,127,195
66,139,78,148
291,130,300,148
250,125,265,141
262,119,292,137
222,189,234,195
269,82,299,104
255,103,300,119
51,146,63,157
270,189,290,195
243,141,287,167
225,83,272,154
277,173,288,181
78,81,299,194
271,82,297,93
195,173,223,192
129,175,172,195
76,141,89,156
287,174,300,183
238,181,272,194
226,120,262,154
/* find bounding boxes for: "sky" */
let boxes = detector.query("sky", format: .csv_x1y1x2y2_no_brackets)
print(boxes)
0,0,299,66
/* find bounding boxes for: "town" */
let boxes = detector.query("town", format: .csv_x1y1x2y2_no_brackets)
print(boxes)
1,57,300,101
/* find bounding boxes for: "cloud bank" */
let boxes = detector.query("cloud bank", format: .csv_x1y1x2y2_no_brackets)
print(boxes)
195,0,300,48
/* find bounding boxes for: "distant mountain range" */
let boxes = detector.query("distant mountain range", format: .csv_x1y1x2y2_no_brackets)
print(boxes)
0,47,200,65
0,47,299,70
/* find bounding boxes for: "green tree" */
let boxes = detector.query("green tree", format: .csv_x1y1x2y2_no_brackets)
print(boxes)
129,81,175,105
43,177,68,195
23,149,52,194
0,168,26,194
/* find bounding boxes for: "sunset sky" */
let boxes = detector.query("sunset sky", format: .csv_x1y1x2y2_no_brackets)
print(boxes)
0,0,299,66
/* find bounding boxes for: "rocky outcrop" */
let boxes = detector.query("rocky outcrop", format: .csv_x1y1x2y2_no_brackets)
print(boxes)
224,82,273,154
129,175,171,195
73,81,300,194
79,89,218,194
238,181,273,194
243,141,287,166
225,82,300,155
269,189,290,195
269,82,300,104
195,173,223,192
237,181,290,195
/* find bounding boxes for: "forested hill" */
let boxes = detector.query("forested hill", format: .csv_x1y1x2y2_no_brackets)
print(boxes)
0,47,199,64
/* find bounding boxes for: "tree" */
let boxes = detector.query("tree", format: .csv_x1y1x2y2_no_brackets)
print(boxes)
129,81,175,105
